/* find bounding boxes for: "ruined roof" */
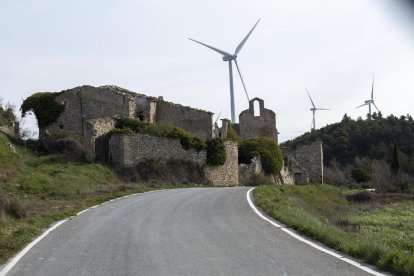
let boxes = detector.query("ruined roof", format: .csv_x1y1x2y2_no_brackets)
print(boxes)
61,84,213,114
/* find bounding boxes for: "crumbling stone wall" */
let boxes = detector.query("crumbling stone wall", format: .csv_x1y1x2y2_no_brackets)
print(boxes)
239,98,278,143
281,156,309,184
110,135,238,186
155,100,213,140
0,126,13,136
204,141,238,186
286,141,323,183
238,156,277,185
46,85,138,137
83,117,116,162
110,133,206,168
0,122,19,138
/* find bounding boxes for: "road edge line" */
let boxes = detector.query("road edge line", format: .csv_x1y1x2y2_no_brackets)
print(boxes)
0,188,168,275
246,187,386,276
0,219,67,276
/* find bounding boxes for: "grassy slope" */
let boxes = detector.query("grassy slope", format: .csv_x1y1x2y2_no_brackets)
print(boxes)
0,133,173,264
254,184,414,276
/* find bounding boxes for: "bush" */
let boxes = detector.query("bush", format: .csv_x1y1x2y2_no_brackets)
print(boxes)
0,190,28,219
346,191,373,202
351,158,373,183
239,137,283,175
108,128,134,136
21,92,65,128
206,138,226,165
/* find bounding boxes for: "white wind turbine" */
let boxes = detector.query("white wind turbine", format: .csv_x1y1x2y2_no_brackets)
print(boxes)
306,88,330,131
189,19,260,123
356,76,380,119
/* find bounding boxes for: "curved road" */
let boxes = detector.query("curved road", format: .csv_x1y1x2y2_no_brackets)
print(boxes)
5,187,379,275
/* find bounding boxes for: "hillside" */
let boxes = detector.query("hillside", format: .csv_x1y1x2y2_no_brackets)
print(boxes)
282,113,414,175
0,132,163,264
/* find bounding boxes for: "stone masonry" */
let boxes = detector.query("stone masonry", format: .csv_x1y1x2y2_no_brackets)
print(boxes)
285,141,323,183
110,134,238,186
110,133,206,168
239,98,278,143
204,141,238,186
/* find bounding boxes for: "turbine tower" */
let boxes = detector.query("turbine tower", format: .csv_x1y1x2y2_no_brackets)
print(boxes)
356,76,380,119
189,19,260,123
306,88,330,131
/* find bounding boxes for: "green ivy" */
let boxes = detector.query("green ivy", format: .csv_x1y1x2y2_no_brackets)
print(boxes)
206,138,226,165
21,92,64,128
239,137,283,175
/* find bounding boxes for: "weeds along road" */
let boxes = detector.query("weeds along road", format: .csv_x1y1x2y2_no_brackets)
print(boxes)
4,187,376,276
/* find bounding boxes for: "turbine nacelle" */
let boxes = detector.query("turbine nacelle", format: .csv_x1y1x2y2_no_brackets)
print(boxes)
222,55,236,61
189,19,260,123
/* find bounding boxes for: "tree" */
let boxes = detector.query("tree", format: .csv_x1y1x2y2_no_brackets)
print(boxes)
390,140,401,175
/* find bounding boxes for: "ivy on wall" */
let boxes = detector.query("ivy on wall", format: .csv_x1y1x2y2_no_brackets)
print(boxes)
238,137,283,175
206,138,226,166
21,92,64,128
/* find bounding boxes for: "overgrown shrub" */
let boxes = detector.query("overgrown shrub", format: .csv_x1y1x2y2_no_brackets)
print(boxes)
239,137,283,175
351,158,373,183
206,138,226,166
226,124,240,143
346,191,373,202
21,92,65,128
108,128,134,136
0,190,28,219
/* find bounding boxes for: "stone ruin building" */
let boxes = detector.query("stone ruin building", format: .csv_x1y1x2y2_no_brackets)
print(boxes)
33,84,322,186
238,97,278,143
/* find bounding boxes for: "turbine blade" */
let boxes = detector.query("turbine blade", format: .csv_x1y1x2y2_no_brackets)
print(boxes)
371,75,374,100
188,38,232,57
305,88,316,108
214,110,222,124
356,103,368,108
373,102,380,112
316,108,330,110
235,19,261,55
234,59,250,102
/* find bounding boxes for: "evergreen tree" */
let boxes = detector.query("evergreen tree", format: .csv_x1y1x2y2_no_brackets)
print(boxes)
390,140,401,175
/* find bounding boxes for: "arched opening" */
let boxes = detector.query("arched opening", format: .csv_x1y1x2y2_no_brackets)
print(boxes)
254,100,261,117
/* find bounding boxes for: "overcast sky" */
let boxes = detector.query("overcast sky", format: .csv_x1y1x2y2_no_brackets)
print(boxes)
1,0,414,142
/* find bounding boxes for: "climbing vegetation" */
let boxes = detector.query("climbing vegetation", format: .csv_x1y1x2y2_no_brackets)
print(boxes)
239,137,283,175
21,92,64,128
206,138,226,166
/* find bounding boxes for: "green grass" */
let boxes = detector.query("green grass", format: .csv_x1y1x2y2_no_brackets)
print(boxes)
0,132,201,264
253,184,414,276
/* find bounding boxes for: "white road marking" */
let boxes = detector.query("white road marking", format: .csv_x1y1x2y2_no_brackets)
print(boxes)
246,188,386,276
0,219,67,276
0,189,166,275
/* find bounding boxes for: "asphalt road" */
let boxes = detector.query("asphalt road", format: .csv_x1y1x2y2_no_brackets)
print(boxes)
5,187,378,276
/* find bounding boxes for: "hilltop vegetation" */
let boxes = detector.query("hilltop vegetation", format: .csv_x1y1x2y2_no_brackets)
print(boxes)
282,113,414,190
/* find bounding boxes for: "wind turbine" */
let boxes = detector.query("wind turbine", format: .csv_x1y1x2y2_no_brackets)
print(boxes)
356,76,380,119
189,19,260,123
306,88,330,131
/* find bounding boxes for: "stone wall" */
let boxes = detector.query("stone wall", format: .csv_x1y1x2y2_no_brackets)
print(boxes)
238,156,277,185
0,125,13,136
0,122,19,138
239,98,278,143
204,141,238,186
83,117,116,162
286,141,323,183
45,85,137,137
110,135,238,186
155,100,213,140
110,133,206,168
